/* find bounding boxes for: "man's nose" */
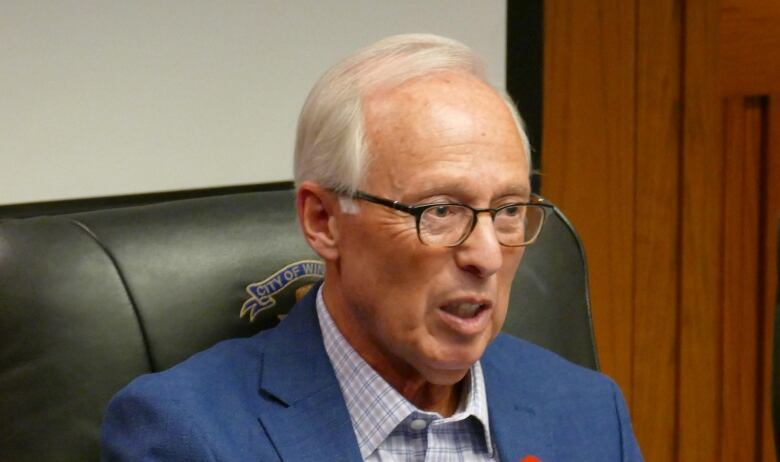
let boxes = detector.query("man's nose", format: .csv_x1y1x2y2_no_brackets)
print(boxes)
453,214,503,277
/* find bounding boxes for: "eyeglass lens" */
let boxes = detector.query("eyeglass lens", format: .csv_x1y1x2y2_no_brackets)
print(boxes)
418,205,544,246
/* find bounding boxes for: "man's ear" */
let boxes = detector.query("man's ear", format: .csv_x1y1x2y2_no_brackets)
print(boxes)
296,181,341,261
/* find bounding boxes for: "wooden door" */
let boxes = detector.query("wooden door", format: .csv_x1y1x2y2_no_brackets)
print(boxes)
717,2,780,459
542,0,780,460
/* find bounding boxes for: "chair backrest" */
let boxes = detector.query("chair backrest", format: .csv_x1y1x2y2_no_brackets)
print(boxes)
0,186,597,461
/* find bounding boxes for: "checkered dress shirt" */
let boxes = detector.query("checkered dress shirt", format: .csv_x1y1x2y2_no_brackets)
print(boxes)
316,287,497,461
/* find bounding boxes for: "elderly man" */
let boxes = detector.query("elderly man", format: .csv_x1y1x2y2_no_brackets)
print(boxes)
102,34,642,461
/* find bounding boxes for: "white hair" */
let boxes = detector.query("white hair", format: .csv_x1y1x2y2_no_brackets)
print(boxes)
293,33,531,195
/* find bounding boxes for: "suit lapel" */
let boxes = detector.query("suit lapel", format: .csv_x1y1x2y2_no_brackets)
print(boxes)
255,286,362,462
482,341,555,462
254,291,556,462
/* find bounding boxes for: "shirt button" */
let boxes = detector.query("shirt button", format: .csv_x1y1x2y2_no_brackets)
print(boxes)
409,418,428,431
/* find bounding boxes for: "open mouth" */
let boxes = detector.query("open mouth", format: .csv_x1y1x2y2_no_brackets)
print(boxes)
440,301,489,319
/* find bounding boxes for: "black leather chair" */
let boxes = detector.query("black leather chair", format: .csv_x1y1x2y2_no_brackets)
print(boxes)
0,185,597,461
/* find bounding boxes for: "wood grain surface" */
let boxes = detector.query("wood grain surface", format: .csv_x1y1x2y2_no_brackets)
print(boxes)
543,0,779,460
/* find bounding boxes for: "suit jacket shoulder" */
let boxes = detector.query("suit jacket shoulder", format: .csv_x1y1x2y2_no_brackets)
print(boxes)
101,286,361,462
482,334,643,461
101,331,280,461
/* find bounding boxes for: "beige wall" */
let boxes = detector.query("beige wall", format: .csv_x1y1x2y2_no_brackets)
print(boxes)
0,0,507,205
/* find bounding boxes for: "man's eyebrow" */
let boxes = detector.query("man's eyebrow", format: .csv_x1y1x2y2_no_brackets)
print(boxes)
486,184,531,200
409,184,531,201
498,185,531,198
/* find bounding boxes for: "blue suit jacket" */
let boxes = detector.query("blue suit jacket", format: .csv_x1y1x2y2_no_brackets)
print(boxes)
101,287,643,461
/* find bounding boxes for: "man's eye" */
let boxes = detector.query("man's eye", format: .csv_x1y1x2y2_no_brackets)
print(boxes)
432,205,452,217
503,205,520,216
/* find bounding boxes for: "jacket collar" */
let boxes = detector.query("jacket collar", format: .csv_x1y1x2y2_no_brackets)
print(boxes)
482,336,555,462
255,284,362,461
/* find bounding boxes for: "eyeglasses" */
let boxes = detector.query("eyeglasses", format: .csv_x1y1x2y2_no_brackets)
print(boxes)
351,190,554,247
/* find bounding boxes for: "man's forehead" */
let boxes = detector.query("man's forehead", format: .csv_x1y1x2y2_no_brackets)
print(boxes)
359,69,528,197
362,73,521,148
363,71,497,112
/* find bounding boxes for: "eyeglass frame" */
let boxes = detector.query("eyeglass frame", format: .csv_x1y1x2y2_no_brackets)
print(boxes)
349,190,555,247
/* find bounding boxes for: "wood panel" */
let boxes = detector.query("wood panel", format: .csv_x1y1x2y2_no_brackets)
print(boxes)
543,1,780,460
720,4,780,461
762,95,780,462
679,1,723,460
721,97,764,460
720,0,780,95
632,0,681,459
542,0,636,401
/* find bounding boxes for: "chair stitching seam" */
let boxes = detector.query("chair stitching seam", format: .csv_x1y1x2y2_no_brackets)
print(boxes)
68,218,157,373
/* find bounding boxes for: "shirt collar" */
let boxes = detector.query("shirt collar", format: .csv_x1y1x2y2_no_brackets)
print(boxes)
315,286,494,459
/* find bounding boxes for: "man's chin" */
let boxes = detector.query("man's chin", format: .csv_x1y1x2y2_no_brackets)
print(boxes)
421,368,471,386
422,354,483,384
